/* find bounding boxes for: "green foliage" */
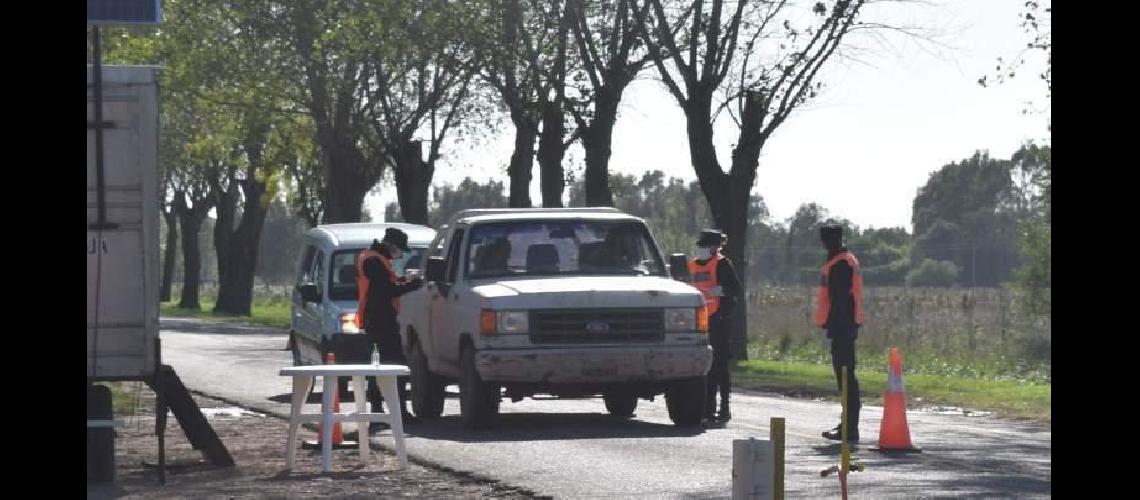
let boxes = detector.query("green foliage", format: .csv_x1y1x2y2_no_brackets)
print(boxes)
906,259,959,287
1010,143,1050,315
429,178,510,227
911,151,1021,285
257,198,310,284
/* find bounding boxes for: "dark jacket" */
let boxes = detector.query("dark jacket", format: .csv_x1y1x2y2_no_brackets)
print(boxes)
361,245,421,331
825,248,858,338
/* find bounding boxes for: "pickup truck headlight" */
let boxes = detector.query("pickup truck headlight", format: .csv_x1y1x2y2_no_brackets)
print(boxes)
340,313,361,334
665,308,697,332
481,310,529,336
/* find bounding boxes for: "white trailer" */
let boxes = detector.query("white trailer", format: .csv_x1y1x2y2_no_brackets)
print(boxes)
87,65,161,381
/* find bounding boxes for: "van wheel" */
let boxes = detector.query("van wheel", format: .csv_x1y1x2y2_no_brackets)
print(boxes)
459,346,499,429
410,340,446,420
665,376,707,427
603,390,638,418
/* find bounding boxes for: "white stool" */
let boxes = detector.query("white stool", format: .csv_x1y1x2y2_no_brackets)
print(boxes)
279,364,411,473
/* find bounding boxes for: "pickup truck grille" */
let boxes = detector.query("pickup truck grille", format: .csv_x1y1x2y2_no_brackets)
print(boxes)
529,309,665,344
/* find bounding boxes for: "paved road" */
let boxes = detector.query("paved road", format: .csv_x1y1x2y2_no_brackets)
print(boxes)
160,317,1051,498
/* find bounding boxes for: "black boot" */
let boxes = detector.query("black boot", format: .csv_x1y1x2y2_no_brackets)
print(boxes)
718,402,732,422
704,396,717,422
821,424,859,442
402,404,421,424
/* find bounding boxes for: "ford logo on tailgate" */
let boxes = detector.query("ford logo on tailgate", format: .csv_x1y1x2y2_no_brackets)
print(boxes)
585,322,611,333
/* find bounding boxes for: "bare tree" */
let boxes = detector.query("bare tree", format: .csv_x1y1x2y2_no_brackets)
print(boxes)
565,0,655,207
634,0,868,358
365,0,477,223
278,0,388,223
475,0,578,207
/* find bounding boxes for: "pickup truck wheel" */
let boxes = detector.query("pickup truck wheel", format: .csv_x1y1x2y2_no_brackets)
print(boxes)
665,376,707,427
603,391,638,418
410,340,446,420
460,347,500,429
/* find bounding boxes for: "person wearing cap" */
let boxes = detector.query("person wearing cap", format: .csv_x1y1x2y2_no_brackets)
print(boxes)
356,227,425,426
688,229,742,423
816,223,864,442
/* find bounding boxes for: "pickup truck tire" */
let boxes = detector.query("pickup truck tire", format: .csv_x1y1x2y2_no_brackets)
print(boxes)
460,346,500,429
603,391,638,418
410,340,446,420
665,376,707,427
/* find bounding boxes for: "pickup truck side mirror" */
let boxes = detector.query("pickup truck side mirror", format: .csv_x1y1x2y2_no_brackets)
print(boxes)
425,256,447,283
298,283,322,303
669,253,690,282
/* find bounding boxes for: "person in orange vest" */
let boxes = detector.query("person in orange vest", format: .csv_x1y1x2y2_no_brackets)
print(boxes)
816,224,864,442
688,229,742,424
356,228,424,428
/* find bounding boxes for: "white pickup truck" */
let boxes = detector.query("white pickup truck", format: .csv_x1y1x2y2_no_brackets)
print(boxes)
398,208,712,428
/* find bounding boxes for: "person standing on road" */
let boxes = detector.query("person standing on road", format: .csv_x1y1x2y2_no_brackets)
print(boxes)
688,230,742,423
816,223,864,442
355,227,424,426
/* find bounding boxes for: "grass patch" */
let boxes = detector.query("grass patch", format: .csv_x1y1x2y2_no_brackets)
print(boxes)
160,295,291,330
734,359,1051,422
95,381,148,416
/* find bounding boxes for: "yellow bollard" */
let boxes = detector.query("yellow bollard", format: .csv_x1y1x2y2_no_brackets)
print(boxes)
771,417,785,500
819,366,865,499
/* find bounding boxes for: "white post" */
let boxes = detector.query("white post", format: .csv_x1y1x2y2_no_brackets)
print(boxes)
732,438,774,500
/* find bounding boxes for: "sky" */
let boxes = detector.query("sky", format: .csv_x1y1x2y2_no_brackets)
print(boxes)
367,0,1050,232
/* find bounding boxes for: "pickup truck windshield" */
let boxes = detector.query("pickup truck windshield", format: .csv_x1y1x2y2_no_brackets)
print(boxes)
328,247,425,301
466,220,666,278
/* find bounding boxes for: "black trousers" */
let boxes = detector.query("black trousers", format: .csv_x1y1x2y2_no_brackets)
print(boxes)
364,322,409,413
706,315,731,416
828,326,861,431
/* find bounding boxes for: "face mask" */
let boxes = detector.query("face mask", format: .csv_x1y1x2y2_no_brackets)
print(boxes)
697,247,716,260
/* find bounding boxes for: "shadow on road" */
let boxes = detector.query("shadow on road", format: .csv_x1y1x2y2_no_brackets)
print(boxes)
404,412,706,442
811,436,1052,497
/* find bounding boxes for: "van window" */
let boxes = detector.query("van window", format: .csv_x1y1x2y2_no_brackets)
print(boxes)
296,245,317,285
311,251,326,301
328,247,428,301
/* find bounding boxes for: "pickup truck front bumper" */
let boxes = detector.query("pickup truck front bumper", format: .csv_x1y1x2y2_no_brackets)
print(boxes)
475,345,713,383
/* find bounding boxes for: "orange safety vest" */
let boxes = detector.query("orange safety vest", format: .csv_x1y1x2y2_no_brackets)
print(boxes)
688,255,723,316
354,249,400,329
814,251,864,328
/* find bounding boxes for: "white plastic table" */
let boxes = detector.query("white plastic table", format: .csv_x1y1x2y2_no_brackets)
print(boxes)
279,364,411,473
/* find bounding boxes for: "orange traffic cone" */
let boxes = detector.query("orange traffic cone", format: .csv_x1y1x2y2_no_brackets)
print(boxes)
320,353,344,445
304,353,356,449
872,347,921,453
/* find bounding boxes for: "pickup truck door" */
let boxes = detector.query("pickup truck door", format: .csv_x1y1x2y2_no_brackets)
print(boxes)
430,227,466,364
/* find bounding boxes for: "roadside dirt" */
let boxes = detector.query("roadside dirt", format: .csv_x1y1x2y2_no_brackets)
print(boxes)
88,386,540,499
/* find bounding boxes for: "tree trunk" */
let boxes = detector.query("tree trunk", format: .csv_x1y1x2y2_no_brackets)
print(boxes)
537,0,570,208
321,143,372,223
720,91,768,360
508,116,537,208
175,193,208,311
721,181,753,361
214,219,262,316
214,181,270,315
537,103,566,208
680,88,755,361
160,207,178,302
394,140,433,225
582,91,619,207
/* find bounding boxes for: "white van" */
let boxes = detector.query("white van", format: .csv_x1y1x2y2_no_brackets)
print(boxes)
288,222,436,366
